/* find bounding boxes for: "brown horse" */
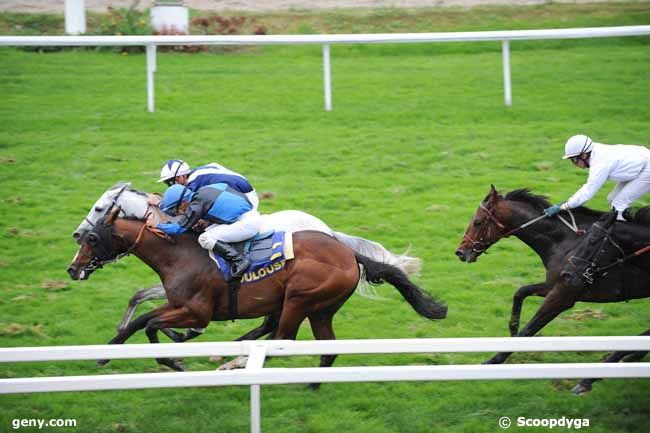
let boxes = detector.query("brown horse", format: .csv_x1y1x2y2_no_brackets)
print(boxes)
455,186,649,394
68,211,447,377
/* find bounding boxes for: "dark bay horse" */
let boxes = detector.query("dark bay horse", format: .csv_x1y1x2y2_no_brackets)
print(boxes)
68,211,447,376
561,209,650,393
455,186,649,393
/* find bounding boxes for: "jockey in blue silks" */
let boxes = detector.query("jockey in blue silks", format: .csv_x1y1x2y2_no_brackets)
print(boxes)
156,183,262,278
158,160,259,210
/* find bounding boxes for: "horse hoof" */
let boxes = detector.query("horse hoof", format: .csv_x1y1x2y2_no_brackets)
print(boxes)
217,356,249,371
571,384,591,395
209,356,224,363
308,383,321,391
97,359,110,367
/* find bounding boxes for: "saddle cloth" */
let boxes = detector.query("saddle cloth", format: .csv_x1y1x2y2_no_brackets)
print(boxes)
208,231,294,283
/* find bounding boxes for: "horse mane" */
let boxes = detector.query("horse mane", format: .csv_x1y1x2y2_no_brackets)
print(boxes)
504,189,551,210
108,182,149,198
503,188,605,219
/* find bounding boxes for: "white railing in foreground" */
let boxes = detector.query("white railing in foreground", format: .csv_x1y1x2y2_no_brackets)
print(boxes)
1,337,649,433
1,26,649,112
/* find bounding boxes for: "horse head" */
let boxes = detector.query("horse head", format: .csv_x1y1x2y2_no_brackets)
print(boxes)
561,211,621,287
72,182,152,244
456,185,512,263
67,207,133,280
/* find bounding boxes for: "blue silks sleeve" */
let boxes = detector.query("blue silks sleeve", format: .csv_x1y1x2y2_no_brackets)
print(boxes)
156,223,188,236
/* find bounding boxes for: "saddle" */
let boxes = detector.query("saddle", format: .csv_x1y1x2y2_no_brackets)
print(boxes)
208,231,294,319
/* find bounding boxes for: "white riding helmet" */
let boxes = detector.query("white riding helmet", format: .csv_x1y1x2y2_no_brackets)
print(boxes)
563,135,593,159
158,159,191,183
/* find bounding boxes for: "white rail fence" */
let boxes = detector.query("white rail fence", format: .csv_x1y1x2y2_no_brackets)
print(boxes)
1,26,650,112
2,337,649,433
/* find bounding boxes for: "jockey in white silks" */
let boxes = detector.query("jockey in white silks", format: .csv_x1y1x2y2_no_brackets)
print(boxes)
158,159,259,211
544,135,650,221
156,183,261,278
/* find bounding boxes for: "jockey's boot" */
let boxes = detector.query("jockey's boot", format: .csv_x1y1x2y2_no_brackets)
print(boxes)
212,241,250,279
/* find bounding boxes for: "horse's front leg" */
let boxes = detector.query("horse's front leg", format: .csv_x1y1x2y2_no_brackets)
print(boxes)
97,304,173,367
485,286,576,364
144,305,210,371
117,284,166,332
509,283,549,336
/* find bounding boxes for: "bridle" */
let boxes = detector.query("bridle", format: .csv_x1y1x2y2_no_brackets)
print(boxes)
82,183,130,236
78,209,152,273
464,202,583,255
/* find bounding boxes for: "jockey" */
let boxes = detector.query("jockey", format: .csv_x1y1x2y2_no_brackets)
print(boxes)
545,135,650,221
158,159,259,210
156,183,262,278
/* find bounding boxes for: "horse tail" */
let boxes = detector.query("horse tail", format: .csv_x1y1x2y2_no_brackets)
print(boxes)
333,231,422,276
354,253,447,320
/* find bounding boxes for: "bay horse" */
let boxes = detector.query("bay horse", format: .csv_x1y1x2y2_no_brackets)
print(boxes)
69,183,422,361
560,209,650,393
455,186,649,394
69,209,447,378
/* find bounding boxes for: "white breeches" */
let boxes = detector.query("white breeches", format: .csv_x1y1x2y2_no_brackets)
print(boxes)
607,163,650,212
197,210,262,250
246,190,260,211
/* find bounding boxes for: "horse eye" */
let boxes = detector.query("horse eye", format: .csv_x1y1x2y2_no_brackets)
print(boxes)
473,219,482,227
88,233,99,245
95,206,104,212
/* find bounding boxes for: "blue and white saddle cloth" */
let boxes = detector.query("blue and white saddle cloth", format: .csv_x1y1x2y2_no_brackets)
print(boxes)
208,231,294,284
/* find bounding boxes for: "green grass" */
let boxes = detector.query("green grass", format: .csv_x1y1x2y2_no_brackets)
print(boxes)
1,3,650,433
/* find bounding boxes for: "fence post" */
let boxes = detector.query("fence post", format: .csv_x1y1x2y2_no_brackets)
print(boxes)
247,343,267,433
501,40,512,107
323,44,332,111
64,0,86,35
146,44,157,113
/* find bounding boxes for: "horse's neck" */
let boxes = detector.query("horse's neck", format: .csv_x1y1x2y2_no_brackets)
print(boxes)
119,191,150,220
124,222,217,282
505,202,597,267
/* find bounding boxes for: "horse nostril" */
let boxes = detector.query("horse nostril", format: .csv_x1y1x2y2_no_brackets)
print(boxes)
455,249,466,261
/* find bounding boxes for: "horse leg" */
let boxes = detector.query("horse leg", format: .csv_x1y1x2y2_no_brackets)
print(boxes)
143,306,209,372
307,310,338,390
509,283,549,336
117,284,166,332
485,288,576,364
156,327,201,343
572,328,650,395
215,314,280,370
97,304,172,367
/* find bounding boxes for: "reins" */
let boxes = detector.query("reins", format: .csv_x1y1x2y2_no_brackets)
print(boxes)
464,203,583,254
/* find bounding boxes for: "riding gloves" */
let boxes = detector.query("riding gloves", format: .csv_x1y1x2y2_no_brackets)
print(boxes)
544,202,568,217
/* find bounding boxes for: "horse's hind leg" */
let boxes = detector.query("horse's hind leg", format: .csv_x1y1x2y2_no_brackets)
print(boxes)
307,310,338,390
572,328,650,395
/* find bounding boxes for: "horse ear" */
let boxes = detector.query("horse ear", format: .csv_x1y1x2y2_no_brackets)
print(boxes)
488,184,501,201
106,206,121,225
